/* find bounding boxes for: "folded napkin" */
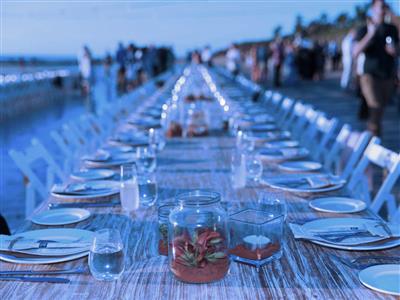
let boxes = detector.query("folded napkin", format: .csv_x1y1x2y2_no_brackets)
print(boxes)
51,183,112,196
305,175,344,189
0,235,91,251
289,221,391,245
82,150,111,162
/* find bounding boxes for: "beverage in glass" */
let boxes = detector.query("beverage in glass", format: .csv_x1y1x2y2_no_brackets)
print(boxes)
136,146,157,173
138,173,158,207
120,164,140,212
89,229,125,281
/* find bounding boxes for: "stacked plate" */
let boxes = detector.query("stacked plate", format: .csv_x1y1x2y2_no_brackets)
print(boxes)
83,152,136,168
289,217,400,251
258,147,309,161
70,169,115,181
262,174,346,193
51,181,119,199
0,229,93,264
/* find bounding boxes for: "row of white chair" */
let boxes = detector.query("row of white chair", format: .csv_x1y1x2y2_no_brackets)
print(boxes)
9,70,178,217
220,71,399,222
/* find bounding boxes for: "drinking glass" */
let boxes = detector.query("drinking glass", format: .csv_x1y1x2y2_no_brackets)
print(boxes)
138,173,158,207
260,193,287,221
231,150,246,189
148,128,166,151
136,146,157,173
89,229,125,281
120,164,140,212
237,131,255,154
246,154,263,182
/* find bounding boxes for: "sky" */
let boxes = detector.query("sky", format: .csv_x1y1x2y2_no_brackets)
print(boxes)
1,0,399,57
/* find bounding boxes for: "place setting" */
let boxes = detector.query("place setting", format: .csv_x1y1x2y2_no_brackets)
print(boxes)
0,228,93,265
51,181,120,199
257,147,310,162
82,149,136,168
261,173,346,193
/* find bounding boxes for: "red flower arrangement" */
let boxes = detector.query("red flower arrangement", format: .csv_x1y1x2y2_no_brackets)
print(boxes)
170,228,229,283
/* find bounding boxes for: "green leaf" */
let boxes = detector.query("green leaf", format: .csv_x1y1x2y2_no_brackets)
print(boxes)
208,238,222,245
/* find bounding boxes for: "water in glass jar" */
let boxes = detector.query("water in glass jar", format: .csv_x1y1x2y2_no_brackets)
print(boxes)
89,244,125,281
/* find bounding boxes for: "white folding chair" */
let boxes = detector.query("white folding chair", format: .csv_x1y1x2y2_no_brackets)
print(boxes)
347,137,400,222
9,138,66,216
287,104,314,140
275,97,295,128
306,115,338,161
324,125,372,180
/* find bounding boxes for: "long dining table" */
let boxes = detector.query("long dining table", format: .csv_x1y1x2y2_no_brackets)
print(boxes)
0,128,398,299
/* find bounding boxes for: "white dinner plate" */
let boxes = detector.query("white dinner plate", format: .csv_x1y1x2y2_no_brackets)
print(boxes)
31,208,91,225
51,180,119,199
264,140,299,148
262,175,346,193
84,153,136,168
249,124,278,132
302,218,400,251
278,161,322,172
259,148,309,161
359,264,400,296
309,197,367,213
70,169,115,181
0,250,89,265
0,228,93,259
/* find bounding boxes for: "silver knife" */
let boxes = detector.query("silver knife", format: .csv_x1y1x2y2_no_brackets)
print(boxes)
48,201,120,209
0,276,70,283
0,268,86,276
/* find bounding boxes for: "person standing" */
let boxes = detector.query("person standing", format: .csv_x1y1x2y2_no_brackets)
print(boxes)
271,38,285,87
77,45,93,96
353,0,399,136
116,42,126,68
226,44,241,76
341,29,356,89
201,46,212,67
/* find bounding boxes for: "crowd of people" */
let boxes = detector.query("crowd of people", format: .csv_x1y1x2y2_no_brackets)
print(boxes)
223,0,399,137
77,43,175,97
225,37,343,88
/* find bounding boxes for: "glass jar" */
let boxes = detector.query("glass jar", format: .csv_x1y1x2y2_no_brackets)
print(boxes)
158,203,176,256
168,190,229,283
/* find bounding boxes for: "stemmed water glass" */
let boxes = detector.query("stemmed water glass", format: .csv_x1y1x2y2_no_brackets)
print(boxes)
89,229,125,281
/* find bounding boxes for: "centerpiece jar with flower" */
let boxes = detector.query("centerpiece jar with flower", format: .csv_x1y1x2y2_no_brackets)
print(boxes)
168,190,229,283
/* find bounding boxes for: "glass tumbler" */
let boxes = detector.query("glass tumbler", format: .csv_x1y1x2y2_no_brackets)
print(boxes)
136,146,157,173
89,229,125,281
138,173,158,207
120,164,140,212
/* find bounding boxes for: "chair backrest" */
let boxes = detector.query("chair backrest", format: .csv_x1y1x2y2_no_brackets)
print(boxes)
348,137,400,221
8,138,66,216
309,115,338,160
275,97,295,127
288,104,314,139
324,126,372,180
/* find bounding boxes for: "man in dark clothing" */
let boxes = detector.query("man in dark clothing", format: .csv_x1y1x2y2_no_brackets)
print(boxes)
353,0,399,136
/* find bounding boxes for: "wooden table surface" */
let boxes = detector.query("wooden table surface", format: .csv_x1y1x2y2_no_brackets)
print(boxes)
1,133,398,300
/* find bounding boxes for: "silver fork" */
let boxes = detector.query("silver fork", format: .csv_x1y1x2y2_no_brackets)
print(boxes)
316,231,373,243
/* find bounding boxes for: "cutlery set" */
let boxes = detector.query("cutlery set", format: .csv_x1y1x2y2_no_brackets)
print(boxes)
0,267,87,283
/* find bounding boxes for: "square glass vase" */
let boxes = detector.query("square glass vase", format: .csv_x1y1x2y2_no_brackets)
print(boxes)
229,208,284,268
